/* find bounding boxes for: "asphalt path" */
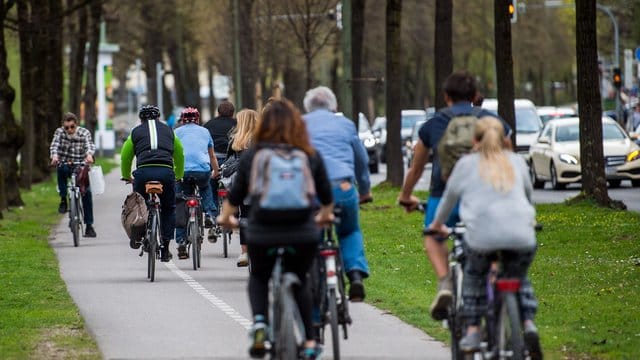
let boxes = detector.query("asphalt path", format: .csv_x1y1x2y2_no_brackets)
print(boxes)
372,163,640,212
52,168,450,359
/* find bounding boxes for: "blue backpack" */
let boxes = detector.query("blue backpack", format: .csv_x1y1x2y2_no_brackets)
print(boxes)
248,145,316,224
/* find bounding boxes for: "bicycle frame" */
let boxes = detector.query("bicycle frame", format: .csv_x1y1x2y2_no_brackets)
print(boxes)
183,178,204,270
64,162,85,247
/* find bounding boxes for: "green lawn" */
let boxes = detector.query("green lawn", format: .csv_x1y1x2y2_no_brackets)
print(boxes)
0,158,116,359
361,183,640,360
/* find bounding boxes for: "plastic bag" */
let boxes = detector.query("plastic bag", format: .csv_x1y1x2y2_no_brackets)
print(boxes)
89,165,105,195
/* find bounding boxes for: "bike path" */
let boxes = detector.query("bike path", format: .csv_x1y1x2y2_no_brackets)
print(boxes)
51,168,449,359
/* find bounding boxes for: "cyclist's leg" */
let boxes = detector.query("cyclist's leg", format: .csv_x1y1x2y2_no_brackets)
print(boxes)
174,177,190,246
332,182,369,276
57,164,71,212
81,188,95,237
157,168,176,260
210,156,225,216
285,243,318,342
460,246,493,351
237,204,249,266
194,171,217,218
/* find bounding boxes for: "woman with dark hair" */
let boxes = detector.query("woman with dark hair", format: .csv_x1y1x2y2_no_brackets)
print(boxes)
217,99,333,359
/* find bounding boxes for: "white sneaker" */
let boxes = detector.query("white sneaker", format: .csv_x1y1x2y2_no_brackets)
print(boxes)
237,252,249,267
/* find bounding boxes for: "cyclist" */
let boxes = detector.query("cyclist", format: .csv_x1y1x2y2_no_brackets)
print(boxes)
224,109,259,267
398,71,512,320
120,105,185,262
204,101,237,213
303,86,372,302
174,107,220,259
427,117,541,357
217,99,333,360
49,112,97,238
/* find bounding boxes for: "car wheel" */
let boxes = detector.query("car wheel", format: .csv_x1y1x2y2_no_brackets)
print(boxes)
529,161,545,189
608,179,622,188
550,162,566,190
632,179,640,188
369,161,379,174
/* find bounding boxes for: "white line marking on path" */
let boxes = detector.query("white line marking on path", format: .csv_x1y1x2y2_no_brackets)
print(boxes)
165,262,253,330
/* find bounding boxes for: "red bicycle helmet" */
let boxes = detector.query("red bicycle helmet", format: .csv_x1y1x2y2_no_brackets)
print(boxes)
180,107,201,124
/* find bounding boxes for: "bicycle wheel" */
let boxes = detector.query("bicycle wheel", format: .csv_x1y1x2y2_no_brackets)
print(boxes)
497,293,524,360
328,288,341,360
148,210,160,282
276,289,299,360
189,220,199,270
69,194,80,247
222,230,229,258
449,265,465,360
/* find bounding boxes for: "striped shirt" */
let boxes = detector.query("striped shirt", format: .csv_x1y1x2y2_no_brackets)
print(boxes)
49,127,96,163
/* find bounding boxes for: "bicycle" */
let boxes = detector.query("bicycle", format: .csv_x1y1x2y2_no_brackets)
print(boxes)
212,177,233,258
426,225,540,360
63,161,86,247
311,207,352,360
181,177,205,270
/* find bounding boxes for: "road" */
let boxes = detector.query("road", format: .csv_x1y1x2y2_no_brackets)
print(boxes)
52,169,450,359
371,163,640,212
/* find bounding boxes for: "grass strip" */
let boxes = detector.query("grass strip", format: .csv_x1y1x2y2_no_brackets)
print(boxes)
361,182,640,359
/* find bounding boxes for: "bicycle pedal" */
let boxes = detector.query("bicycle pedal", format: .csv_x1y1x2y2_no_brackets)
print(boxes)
138,249,144,257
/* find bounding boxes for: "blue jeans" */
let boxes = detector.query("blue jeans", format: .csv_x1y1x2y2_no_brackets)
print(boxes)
132,167,176,242
175,171,216,244
210,156,226,216
57,164,93,225
332,181,369,277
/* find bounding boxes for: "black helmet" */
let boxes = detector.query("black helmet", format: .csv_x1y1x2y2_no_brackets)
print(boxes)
139,105,160,121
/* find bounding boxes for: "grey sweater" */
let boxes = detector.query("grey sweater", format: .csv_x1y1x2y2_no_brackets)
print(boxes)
434,152,536,252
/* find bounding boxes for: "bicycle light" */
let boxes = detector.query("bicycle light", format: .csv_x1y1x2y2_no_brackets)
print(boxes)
496,279,521,292
186,199,199,207
217,189,228,197
319,249,337,257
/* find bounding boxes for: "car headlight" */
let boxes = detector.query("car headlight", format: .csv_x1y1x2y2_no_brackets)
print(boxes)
627,149,640,162
559,153,579,165
363,137,376,149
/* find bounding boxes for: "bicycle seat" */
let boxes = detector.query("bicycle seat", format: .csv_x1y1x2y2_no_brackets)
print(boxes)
145,181,164,194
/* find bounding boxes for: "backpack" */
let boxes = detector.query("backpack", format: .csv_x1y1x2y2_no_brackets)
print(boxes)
248,145,316,225
121,192,149,243
437,107,483,180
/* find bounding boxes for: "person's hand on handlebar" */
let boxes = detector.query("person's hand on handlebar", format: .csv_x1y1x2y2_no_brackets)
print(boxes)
84,154,94,164
315,204,335,227
397,194,422,212
50,155,60,167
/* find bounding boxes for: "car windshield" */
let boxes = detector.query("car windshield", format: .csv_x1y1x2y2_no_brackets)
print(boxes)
402,114,424,129
516,108,542,133
555,123,626,142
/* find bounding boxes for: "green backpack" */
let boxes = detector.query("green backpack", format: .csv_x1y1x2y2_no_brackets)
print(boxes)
437,107,483,180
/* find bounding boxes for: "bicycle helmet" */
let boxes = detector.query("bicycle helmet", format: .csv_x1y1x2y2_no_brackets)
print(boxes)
138,105,160,121
180,107,201,124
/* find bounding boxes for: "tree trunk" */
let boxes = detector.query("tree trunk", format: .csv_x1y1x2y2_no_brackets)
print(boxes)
575,0,612,206
0,0,25,207
239,0,256,109
83,0,100,136
494,0,516,146
18,0,34,188
434,0,452,110
385,0,403,186
46,0,63,134
352,0,364,127
67,0,87,116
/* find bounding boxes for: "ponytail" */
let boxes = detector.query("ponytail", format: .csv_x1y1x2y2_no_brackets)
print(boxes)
475,117,515,192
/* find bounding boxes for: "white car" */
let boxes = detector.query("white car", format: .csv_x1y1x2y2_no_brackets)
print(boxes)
529,117,640,189
482,99,543,159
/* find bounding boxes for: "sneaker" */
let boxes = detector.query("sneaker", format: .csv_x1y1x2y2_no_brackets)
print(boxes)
347,270,366,302
237,252,249,267
429,274,453,321
177,245,189,259
160,243,173,262
524,322,543,360
58,199,67,214
84,225,97,238
207,228,218,243
204,214,214,228
248,321,267,358
459,331,481,353
129,237,142,249
301,345,322,360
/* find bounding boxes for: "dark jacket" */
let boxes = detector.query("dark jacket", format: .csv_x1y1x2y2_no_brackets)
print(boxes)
204,116,237,156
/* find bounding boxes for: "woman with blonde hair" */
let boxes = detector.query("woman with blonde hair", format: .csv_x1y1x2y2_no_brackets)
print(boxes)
225,109,259,267
428,117,541,357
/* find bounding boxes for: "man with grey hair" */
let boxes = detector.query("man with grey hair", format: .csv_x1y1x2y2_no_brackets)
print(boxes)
303,86,372,302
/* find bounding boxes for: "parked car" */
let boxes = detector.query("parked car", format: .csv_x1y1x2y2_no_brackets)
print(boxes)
405,119,427,168
529,117,640,189
482,98,543,159
372,116,387,162
335,112,381,174
401,109,427,143
537,106,577,125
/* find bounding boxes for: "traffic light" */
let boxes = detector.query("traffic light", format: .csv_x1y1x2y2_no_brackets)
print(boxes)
509,0,518,24
612,67,622,89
